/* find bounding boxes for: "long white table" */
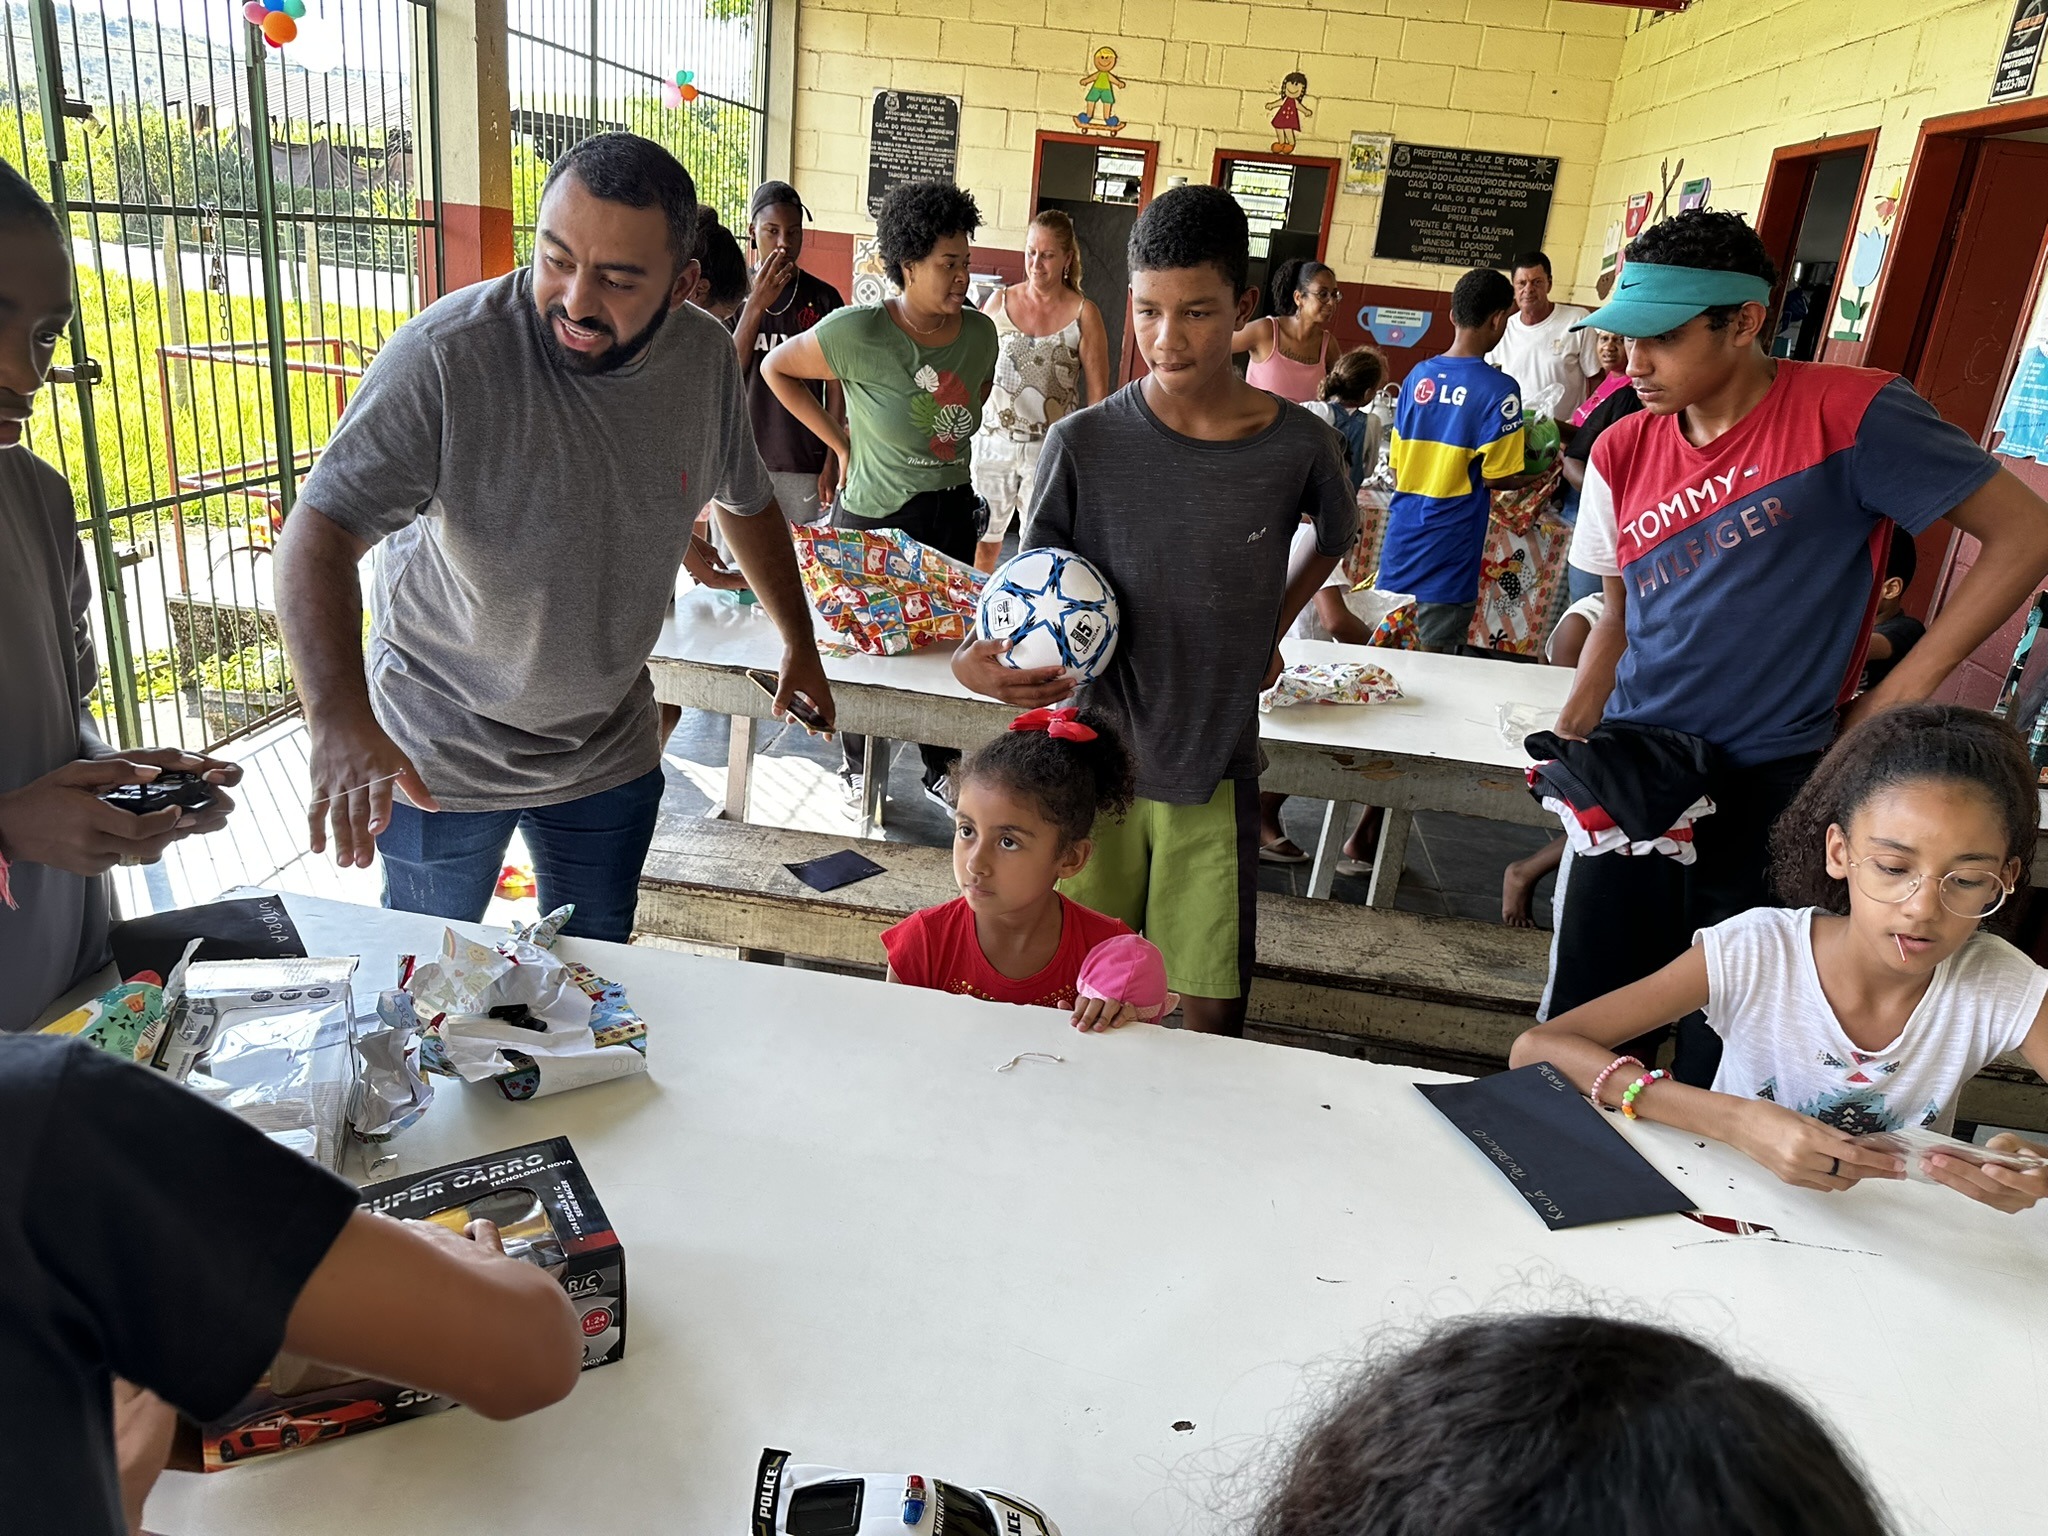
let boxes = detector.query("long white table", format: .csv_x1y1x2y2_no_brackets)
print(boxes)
652,588,1575,905
149,894,2048,1534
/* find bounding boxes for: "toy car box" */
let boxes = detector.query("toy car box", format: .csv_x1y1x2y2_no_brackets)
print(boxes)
184,1136,624,1470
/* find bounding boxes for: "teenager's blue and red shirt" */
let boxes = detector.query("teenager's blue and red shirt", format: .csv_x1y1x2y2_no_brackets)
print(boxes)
1572,363,1998,766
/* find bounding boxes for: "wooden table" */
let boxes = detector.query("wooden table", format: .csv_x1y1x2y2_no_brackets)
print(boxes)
651,589,1576,907
146,893,2048,1534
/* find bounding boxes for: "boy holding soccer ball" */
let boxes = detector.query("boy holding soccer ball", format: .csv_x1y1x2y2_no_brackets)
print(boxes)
952,185,1357,1035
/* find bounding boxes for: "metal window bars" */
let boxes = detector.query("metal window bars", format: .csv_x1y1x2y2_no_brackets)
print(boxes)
507,0,767,261
6,0,437,752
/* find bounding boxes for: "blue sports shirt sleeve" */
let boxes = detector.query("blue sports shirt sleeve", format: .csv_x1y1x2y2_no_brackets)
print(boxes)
1851,379,2002,535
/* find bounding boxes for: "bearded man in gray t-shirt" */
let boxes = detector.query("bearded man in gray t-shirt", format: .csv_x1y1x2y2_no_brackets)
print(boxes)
277,134,835,941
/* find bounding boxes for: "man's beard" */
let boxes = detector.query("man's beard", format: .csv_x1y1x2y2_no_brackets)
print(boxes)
541,301,672,374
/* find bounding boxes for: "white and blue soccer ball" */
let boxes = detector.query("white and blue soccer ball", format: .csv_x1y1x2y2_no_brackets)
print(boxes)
974,547,1121,681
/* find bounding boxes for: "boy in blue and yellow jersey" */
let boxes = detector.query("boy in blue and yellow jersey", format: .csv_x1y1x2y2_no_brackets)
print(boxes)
1380,268,1526,651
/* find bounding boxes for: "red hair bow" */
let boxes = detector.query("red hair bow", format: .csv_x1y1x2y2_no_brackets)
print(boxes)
1009,707,1098,743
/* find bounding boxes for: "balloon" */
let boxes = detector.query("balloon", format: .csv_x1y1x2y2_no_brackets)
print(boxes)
678,84,699,102
282,0,306,14
263,33,280,45
242,2,266,20
660,82,683,108
263,0,285,11
260,10,296,42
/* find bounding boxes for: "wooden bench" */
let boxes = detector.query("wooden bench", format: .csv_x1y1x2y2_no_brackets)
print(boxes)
634,818,2048,1129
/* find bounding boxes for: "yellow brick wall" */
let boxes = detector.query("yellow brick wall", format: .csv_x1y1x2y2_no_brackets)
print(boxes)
792,0,1629,300
1578,0,2028,335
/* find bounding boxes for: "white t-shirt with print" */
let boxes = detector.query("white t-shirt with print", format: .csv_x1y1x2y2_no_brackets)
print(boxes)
1486,304,1599,422
1701,906,2047,1135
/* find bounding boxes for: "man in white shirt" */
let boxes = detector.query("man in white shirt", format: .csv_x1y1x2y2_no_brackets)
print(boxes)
1485,250,1599,422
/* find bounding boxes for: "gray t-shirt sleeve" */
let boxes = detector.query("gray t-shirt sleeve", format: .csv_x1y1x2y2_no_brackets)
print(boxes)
297,318,444,543
68,527,99,748
709,339,774,517
1302,416,1360,556
1022,419,1078,550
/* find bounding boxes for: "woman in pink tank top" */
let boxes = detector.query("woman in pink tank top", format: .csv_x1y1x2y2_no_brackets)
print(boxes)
1233,258,1341,402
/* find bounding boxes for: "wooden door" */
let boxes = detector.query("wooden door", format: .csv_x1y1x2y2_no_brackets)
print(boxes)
1914,140,2048,439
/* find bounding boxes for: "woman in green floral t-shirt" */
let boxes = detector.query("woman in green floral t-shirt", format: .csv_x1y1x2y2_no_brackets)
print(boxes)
764,179,998,801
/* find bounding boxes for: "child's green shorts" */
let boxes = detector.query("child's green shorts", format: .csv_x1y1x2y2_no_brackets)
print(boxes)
1059,778,1259,1000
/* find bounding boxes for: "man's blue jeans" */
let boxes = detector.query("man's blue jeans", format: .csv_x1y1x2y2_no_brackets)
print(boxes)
376,767,664,943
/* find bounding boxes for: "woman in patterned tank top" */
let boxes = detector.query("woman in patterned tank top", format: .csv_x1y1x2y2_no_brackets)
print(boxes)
969,210,1112,572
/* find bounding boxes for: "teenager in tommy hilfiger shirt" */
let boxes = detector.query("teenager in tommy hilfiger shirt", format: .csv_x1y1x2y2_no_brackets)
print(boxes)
1547,209,2048,1085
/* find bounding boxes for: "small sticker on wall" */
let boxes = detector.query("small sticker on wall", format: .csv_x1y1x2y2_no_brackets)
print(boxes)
1356,306,1432,348
1345,132,1390,196
1830,178,1900,344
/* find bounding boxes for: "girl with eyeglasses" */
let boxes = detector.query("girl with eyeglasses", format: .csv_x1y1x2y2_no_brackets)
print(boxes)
1233,258,1341,404
1514,703,2048,1212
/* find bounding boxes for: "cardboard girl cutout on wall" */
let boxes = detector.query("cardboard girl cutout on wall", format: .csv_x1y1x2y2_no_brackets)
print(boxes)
1268,71,1310,152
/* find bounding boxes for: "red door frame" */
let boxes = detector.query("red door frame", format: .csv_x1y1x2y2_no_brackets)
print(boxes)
1209,148,1343,266
1863,98,2048,380
1030,129,1160,387
1750,128,1878,357
1860,97,2048,643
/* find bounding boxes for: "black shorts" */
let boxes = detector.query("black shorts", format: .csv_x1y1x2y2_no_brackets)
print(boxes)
1546,749,1822,1085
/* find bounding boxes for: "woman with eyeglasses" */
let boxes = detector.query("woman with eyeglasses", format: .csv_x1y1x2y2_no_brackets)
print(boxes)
1514,703,2048,1213
1233,258,1342,404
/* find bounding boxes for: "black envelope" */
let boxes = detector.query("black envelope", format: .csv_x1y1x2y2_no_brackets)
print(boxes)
784,849,886,893
1417,1062,1693,1230
110,894,307,983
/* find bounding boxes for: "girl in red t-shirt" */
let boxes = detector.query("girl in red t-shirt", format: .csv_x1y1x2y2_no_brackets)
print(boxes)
883,707,1171,1029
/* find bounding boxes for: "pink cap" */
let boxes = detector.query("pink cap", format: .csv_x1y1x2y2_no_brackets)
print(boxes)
1078,934,1170,1013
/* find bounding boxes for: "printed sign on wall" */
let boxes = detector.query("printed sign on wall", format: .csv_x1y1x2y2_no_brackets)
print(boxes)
1992,0,2047,105
867,90,960,218
1374,144,1559,268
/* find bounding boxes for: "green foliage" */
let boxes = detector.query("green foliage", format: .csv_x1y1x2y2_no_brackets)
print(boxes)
512,89,758,259
19,259,408,533
3,98,420,269
199,639,293,697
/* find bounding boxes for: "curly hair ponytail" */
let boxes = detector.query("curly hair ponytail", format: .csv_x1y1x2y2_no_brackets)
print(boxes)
1769,703,2036,926
952,709,1136,846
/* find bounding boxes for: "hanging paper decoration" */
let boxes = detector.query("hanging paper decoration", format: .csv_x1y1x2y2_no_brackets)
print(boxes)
662,68,699,107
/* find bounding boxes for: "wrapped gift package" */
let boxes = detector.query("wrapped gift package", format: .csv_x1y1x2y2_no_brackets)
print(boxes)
793,524,986,655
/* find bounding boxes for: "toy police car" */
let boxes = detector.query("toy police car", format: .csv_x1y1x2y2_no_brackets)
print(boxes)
752,1451,1059,1535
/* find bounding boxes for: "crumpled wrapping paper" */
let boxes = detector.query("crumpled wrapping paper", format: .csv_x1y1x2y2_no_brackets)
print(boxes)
793,524,986,655
409,908,649,1100
348,989,435,1141
1260,661,1405,711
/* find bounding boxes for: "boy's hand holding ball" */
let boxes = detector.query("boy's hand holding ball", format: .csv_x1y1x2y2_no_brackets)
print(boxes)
952,635,1076,709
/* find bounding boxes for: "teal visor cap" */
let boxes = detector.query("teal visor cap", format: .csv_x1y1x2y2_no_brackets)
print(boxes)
1572,262,1774,337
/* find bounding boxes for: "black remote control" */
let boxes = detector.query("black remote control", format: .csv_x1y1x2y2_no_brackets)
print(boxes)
100,770,218,816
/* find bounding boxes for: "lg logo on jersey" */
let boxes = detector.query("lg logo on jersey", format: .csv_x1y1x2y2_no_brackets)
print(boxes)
1410,376,1477,407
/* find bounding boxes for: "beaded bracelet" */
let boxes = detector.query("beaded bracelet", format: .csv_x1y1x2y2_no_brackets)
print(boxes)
1588,1055,1645,1109
1619,1069,1669,1120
